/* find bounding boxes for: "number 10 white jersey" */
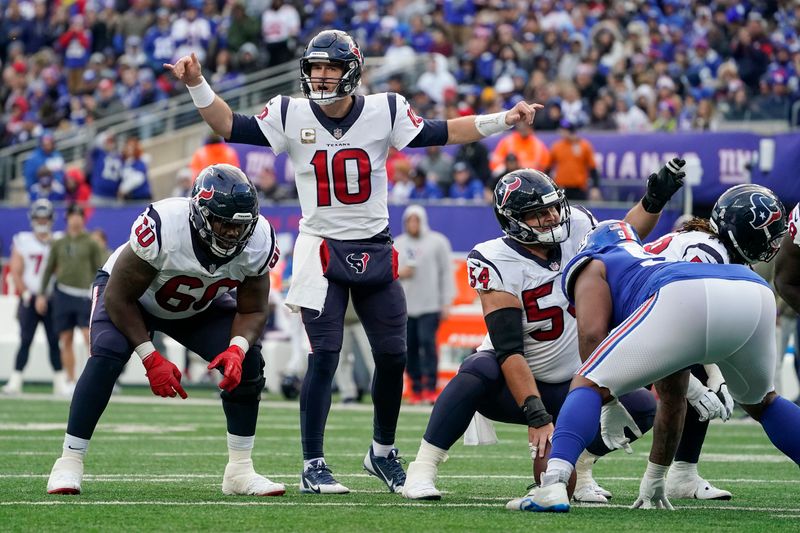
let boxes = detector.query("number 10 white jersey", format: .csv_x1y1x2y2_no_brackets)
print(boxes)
466,208,596,383
254,93,423,240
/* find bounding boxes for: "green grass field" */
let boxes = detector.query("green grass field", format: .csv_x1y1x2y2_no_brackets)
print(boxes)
1,387,798,532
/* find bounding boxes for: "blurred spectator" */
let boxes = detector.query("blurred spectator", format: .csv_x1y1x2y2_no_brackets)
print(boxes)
547,120,601,202
409,168,444,201
389,159,414,204
23,132,65,197
143,9,176,73
448,161,483,201
118,137,151,201
91,228,112,264
261,0,300,67
121,0,155,40
92,78,125,120
225,2,260,54
64,168,91,206
57,15,92,94
172,2,212,63
490,121,551,174
189,133,240,179
171,167,194,197
454,140,491,185
587,98,617,130
87,132,122,205
416,53,457,104
30,168,67,203
417,146,454,196
255,166,296,203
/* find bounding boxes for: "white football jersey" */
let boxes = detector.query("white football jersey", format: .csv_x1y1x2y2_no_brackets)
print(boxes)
644,230,730,264
12,231,62,295
789,204,800,246
467,207,596,383
254,93,423,240
103,198,279,320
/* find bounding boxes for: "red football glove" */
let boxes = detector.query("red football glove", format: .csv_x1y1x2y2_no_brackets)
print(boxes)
207,345,245,393
141,350,188,399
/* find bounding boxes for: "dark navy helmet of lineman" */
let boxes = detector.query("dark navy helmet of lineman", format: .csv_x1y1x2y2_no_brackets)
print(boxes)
710,184,787,264
189,164,259,258
300,30,363,105
577,219,642,254
493,169,571,245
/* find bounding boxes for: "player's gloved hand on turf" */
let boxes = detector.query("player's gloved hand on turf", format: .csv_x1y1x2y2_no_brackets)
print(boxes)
632,466,674,510
686,374,724,422
704,364,734,421
142,350,188,399
600,398,642,454
208,346,245,393
641,157,686,213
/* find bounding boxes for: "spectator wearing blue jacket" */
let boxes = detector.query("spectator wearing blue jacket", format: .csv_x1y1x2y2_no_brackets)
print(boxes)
87,133,122,205
30,168,67,203
409,170,444,201
143,9,175,73
447,161,484,201
23,132,65,197
118,137,151,201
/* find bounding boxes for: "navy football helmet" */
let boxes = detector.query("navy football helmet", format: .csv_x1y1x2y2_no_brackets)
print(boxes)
29,199,54,234
710,184,787,264
493,169,571,245
300,30,363,105
189,164,259,258
578,220,642,253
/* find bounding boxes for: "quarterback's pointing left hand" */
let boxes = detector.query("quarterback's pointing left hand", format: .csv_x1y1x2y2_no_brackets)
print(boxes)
505,102,544,127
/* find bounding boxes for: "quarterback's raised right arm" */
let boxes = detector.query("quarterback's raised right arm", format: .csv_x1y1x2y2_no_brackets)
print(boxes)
165,53,234,139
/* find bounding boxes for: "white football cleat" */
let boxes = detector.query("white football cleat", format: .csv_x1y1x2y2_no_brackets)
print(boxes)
222,460,285,496
47,456,83,495
2,371,23,395
506,483,570,513
573,451,612,503
666,470,731,500
401,461,441,500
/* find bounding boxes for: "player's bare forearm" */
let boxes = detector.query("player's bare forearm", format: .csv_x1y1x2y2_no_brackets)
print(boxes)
775,235,800,312
445,116,484,145
104,246,158,348
199,97,234,140
623,202,660,240
501,354,541,406
9,250,24,295
650,371,690,466
231,274,270,345
573,261,612,361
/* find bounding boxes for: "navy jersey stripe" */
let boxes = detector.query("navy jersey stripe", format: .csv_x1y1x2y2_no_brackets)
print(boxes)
684,242,726,264
387,92,397,128
257,222,278,275
280,96,289,131
146,204,162,250
468,249,504,283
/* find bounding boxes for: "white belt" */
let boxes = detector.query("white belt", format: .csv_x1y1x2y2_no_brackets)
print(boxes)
57,283,92,299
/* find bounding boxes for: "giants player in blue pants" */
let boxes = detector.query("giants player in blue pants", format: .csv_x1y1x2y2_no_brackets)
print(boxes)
168,30,544,493
47,165,284,497
510,219,800,512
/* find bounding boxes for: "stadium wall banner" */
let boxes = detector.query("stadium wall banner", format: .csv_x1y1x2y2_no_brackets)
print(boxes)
230,131,800,207
0,205,678,257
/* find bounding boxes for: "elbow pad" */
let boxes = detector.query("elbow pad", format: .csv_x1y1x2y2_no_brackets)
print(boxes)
485,307,524,365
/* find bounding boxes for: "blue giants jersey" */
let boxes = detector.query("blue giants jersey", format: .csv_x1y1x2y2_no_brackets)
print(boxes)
562,242,769,328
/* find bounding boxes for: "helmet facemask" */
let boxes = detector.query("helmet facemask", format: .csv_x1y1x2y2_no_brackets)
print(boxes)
191,203,257,258
300,58,360,105
499,192,572,245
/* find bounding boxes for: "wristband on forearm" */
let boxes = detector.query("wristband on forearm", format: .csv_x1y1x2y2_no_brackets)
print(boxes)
187,77,216,108
229,335,249,353
522,394,553,428
475,111,512,137
134,341,156,361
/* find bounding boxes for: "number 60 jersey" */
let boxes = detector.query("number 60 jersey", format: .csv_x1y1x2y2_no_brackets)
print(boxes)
102,197,279,320
466,207,596,383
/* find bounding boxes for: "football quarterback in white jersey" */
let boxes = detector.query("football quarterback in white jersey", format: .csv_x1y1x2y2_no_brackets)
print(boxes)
167,29,545,494
47,165,285,498
403,162,686,502
2,200,66,396
632,184,787,506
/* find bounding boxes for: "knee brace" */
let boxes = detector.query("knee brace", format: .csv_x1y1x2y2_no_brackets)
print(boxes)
221,375,266,404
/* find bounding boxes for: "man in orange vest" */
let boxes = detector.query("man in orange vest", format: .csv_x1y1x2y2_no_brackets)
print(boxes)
189,133,241,179
547,119,601,201
490,121,551,175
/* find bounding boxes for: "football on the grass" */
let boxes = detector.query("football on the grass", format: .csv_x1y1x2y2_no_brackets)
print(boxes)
533,440,576,498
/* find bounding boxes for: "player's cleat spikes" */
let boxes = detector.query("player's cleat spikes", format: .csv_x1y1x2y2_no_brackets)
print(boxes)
47,457,83,495
300,460,350,494
222,460,285,496
666,472,731,500
506,482,571,513
363,446,406,493
401,461,441,500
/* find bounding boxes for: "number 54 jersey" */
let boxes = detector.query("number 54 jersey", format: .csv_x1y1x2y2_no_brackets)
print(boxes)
102,197,279,320
466,207,596,383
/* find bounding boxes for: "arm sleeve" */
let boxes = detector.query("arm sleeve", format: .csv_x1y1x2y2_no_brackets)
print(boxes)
252,97,289,154
407,119,449,148
389,93,426,150
229,113,271,147
129,205,164,269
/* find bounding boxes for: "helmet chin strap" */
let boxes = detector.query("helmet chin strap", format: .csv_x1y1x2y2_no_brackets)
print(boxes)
307,90,348,105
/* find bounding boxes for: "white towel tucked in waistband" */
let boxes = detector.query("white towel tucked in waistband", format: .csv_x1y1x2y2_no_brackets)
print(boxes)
463,412,498,446
285,233,329,315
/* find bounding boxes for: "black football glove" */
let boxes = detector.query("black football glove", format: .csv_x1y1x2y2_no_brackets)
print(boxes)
641,157,686,213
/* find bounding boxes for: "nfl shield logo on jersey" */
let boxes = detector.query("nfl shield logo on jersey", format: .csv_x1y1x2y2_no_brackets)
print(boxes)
346,252,370,274
333,128,343,139
549,261,560,271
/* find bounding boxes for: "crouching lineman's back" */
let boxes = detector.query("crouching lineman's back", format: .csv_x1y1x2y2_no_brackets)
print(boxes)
47,164,285,497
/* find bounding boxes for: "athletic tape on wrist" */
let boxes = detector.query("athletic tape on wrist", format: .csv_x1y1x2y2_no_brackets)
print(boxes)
134,341,156,361
187,77,216,108
229,336,249,354
475,111,512,137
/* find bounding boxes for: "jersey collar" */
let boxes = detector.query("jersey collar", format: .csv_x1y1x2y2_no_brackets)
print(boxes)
190,224,236,273
309,95,365,139
502,237,563,272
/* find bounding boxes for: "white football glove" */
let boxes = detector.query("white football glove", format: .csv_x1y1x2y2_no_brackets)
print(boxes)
686,374,724,422
704,364,734,421
600,399,642,454
632,472,674,510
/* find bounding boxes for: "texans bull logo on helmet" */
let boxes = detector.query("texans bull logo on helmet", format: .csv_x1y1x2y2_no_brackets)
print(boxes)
194,185,215,202
749,193,783,230
498,177,522,208
346,252,370,274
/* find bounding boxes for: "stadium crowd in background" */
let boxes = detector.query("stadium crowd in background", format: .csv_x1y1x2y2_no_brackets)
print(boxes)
2,0,800,154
